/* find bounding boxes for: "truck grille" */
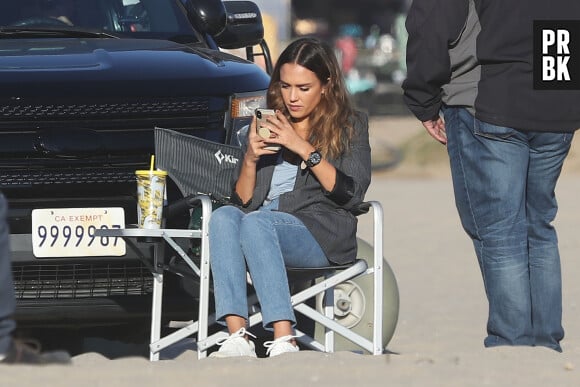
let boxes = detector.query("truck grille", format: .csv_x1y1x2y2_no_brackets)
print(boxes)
0,97,210,120
13,262,153,299
0,168,136,189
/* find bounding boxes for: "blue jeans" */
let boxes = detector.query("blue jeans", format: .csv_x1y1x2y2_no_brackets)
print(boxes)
208,205,330,330
0,193,16,354
444,107,572,352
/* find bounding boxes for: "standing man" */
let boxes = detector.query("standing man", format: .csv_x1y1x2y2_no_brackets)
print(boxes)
402,0,580,351
0,193,71,364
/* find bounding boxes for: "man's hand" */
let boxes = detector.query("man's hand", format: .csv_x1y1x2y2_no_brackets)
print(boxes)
422,116,447,144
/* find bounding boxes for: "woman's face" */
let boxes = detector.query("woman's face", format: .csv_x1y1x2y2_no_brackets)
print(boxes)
279,63,325,124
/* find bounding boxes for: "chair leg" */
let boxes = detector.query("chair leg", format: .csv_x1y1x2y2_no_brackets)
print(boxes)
370,200,385,355
196,249,211,359
149,271,163,361
149,238,166,361
323,278,335,352
196,195,213,359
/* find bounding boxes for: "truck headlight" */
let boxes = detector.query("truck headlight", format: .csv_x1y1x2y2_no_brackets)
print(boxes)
231,92,266,118
228,91,267,145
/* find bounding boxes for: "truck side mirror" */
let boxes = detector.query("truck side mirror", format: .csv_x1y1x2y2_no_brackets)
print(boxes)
213,1,264,49
182,0,227,36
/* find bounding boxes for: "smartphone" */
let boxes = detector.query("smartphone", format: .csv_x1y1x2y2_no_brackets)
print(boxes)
255,108,281,151
255,108,276,139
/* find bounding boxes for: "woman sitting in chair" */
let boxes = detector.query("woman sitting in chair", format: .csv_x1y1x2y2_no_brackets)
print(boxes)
208,37,371,358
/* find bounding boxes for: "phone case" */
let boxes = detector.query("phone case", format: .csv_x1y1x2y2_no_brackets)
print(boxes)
256,108,276,139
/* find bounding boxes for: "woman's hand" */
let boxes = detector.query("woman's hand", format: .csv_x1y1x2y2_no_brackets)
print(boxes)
256,110,312,154
235,115,283,202
244,115,284,163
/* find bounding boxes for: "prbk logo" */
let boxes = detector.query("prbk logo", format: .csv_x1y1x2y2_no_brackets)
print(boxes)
214,149,238,165
534,20,580,89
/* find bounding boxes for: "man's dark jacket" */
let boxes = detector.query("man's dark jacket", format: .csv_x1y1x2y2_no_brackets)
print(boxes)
403,0,580,132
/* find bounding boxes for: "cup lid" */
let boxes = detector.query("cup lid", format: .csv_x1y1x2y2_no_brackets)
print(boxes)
135,170,168,176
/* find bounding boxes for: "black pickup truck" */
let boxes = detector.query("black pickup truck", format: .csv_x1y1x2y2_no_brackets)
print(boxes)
0,0,271,334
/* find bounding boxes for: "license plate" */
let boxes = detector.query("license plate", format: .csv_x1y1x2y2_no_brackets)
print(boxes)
32,208,126,258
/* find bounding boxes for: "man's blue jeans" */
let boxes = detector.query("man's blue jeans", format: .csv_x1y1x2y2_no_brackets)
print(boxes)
444,107,573,352
208,205,330,330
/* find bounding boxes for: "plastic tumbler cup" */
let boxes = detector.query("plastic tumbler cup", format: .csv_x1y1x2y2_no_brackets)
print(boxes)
135,169,168,229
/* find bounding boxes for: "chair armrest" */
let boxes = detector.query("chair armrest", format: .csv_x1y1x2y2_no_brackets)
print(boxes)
163,193,213,220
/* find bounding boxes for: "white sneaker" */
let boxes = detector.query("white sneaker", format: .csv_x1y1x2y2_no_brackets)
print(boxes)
209,328,257,358
264,335,300,357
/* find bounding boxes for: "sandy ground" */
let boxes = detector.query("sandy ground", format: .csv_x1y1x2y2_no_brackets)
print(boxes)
2,115,580,386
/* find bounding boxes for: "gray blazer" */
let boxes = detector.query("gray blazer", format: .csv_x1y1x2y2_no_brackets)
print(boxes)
230,111,371,264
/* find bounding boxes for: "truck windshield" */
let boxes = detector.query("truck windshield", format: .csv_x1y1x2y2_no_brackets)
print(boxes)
0,0,203,43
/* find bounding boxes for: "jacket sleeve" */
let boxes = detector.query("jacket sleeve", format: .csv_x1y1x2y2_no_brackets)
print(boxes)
402,0,469,121
324,112,371,210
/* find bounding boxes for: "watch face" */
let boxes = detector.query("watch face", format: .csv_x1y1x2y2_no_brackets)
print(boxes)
308,151,322,167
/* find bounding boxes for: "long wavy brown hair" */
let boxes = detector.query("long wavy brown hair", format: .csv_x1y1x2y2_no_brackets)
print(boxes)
267,37,355,160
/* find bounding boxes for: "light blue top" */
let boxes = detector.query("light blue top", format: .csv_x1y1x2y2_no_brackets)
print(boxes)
261,154,298,210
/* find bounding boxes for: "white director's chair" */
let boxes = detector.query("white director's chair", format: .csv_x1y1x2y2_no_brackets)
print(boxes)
98,127,398,360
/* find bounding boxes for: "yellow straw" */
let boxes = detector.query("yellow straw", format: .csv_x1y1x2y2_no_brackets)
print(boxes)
150,155,155,171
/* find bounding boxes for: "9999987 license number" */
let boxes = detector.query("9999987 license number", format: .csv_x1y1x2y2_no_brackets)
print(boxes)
32,207,126,258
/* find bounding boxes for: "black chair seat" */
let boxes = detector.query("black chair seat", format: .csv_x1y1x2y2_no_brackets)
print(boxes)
286,260,363,282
